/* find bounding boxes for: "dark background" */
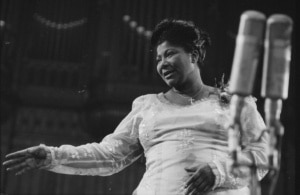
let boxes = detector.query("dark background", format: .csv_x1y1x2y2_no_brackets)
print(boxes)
0,0,296,194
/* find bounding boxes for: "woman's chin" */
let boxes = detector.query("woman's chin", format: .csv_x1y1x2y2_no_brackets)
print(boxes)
164,78,179,88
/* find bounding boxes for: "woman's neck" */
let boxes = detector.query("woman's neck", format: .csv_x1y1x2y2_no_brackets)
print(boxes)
173,77,205,99
164,79,214,106
172,85,204,100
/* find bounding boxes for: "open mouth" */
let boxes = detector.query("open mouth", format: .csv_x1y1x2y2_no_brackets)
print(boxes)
162,70,175,78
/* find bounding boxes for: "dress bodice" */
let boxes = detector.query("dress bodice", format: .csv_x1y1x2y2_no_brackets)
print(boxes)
44,93,268,195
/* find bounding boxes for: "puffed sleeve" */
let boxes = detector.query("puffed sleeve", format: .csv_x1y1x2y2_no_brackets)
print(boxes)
41,96,147,176
209,97,269,190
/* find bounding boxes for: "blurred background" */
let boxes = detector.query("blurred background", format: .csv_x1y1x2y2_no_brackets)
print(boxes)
0,0,296,194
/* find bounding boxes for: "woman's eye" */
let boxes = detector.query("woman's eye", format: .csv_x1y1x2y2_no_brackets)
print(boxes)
166,51,174,57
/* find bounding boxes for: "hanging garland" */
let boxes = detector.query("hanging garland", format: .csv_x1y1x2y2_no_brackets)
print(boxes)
33,13,87,30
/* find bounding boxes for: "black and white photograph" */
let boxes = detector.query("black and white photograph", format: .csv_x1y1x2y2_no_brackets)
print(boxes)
0,0,296,194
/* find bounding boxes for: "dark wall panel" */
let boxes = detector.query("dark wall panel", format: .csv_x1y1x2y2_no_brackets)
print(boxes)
1,0,295,194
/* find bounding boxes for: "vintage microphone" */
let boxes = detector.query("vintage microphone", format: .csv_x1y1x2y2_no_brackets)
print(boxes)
261,14,293,195
228,10,266,195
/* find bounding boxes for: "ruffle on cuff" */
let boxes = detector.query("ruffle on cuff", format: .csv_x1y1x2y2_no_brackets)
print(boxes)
248,151,269,181
208,160,226,190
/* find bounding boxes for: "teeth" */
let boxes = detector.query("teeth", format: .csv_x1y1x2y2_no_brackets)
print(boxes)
163,70,174,76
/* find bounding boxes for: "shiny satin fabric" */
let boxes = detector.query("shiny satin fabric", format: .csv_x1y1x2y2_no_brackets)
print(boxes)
43,93,268,195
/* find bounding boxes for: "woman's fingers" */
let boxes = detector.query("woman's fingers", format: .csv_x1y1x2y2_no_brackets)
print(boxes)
2,146,47,176
188,188,198,195
196,180,209,193
194,171,211,191
5,146,44,160
7,160,30,171
3,156,28,167
15,166,33,175
189,187,206,195
185,179,205,195
185,168,200,187
185,165,215,195
202,185,212,193
5,149,29,159
7,158,37,171
185,175,195,188
186,181,209,195
185,175,201,195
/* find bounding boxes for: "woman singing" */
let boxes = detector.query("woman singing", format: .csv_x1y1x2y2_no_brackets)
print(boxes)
3,19,268,195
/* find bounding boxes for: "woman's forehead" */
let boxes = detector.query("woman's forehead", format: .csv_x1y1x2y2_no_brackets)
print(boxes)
156,41,183,54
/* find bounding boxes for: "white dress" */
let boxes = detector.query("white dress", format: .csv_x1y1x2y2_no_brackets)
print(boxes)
42,93,268,195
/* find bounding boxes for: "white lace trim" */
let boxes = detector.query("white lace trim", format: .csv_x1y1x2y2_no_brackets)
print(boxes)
210,160,226,189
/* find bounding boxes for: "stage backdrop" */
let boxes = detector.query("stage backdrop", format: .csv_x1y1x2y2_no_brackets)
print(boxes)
1,0,295,194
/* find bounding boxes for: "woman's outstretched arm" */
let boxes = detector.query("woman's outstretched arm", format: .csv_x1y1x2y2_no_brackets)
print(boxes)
3,95,148,176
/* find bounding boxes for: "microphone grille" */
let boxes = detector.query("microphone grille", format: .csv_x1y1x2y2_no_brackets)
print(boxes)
267,14,293,41
239,10,266,37
261,14,293,99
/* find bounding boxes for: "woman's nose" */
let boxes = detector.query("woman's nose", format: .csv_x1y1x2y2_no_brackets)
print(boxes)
160,59,170,67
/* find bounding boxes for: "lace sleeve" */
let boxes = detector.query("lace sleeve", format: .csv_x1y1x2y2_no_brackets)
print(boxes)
209,97,269,190
41,96,147,176
240,97,269,180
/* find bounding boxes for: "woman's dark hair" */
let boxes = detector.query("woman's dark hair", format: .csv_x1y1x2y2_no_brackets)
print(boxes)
151,19,211,66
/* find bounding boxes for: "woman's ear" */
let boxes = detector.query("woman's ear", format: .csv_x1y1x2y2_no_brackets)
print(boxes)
191,50,199,64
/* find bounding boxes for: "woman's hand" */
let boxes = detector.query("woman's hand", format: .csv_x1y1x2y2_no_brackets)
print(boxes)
2,145,49,175
184,164,215,195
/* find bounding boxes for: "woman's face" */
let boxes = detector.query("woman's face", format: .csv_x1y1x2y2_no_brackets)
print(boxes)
156,41,199,88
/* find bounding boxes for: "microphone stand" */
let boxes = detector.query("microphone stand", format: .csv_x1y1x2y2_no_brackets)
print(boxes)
228,94,266,195
262,98,284,195
259,13,292,195
227,12,292,195
228,96,284,195
228,95,261,195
